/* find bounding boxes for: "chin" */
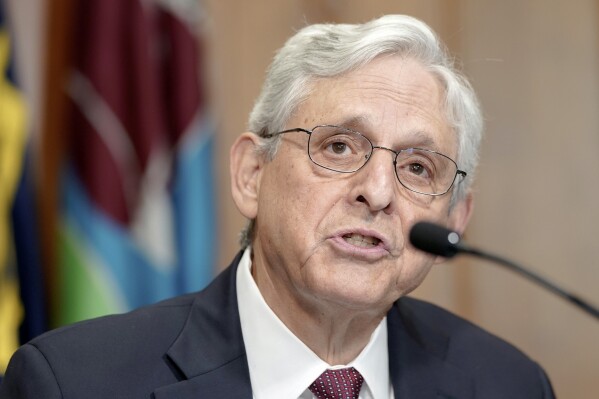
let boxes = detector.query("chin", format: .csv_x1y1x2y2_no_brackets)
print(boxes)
311,281,400,313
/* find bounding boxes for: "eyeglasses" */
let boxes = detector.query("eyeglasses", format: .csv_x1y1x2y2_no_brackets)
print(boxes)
264,125,466,196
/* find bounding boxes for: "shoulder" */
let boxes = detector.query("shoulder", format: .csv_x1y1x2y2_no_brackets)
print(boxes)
392,296,536,366
0,293,199,398
25,254,243,359
31,292,198,353
390,297,555,397
394,296,527,360
0,258,243,398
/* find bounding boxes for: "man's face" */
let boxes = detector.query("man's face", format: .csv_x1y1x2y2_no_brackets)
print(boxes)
241,56,471,315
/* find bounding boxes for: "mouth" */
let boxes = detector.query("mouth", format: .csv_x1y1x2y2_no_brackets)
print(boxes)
342,233,382,248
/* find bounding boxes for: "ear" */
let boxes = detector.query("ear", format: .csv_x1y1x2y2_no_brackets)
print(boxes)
447,192,474,235
432,193,474,265
230,132,264,219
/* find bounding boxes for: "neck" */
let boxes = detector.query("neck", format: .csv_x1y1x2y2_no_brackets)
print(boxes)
251,257,388,365
290,305,385,365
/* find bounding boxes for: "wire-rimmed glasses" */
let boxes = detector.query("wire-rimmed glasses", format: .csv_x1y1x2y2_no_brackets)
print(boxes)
264,124,466,196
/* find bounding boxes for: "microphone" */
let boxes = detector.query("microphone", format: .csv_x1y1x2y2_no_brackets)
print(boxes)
410,221,599,320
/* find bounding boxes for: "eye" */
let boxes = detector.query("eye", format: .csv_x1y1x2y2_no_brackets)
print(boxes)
320,134,358,156
328,140,351,155
396,151,436,182
309,126,371,171
407,162,429,177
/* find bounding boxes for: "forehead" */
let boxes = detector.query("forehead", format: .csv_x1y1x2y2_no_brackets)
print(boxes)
291,56,455,153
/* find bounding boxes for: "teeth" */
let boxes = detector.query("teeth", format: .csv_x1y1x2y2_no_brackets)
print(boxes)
343,233,381,248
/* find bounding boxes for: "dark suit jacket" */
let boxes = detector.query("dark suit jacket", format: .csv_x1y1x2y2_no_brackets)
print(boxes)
0,252,555,398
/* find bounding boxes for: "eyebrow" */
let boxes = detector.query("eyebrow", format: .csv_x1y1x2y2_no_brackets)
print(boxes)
331,115,439,150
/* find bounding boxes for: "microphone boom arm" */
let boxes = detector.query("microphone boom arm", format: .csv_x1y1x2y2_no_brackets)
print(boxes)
409,221,599,321
457,242,599,320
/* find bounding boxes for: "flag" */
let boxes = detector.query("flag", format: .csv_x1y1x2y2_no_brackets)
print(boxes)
11,145,48,345
56,0,216,326
0,0,26,372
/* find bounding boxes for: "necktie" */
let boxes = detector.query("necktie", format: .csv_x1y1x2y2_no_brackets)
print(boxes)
309,367,364,399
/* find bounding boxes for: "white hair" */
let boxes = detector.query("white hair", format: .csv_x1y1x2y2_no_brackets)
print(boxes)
240,15,483,247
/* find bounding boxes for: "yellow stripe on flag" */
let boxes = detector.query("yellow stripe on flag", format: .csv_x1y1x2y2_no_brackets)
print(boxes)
0,27,27,372
0,279,21,371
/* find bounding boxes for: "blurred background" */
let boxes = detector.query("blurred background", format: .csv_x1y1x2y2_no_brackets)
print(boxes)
1,0,598,397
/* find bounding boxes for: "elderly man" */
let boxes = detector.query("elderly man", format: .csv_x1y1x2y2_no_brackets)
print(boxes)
0,15,554,399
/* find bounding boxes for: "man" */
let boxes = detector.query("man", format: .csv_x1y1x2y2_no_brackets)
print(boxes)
0,15,554,398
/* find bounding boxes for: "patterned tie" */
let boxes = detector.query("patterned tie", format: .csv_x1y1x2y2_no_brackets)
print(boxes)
309,367,364,399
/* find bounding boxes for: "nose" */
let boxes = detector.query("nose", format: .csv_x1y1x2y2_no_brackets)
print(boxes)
350,147,398,214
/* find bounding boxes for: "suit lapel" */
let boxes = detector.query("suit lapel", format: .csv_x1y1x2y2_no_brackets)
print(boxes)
152,358,251,399
154,252,253,399
388,299,474,399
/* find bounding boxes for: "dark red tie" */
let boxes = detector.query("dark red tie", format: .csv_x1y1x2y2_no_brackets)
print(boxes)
309,367,364,399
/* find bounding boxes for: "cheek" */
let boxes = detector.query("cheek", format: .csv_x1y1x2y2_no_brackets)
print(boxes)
267,155,339,219
258,161,316,238
392,250,435,295
258,171,351,271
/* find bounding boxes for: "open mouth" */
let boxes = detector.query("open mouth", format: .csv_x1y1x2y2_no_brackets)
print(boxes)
342,233,382,248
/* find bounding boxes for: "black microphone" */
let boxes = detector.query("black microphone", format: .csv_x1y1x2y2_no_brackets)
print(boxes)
410,221,599,320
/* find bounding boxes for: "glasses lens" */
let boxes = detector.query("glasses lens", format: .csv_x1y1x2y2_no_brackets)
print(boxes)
308,126,372,172
395,148,458,195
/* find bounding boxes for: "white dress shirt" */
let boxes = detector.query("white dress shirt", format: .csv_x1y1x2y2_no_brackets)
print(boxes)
236,248,394,399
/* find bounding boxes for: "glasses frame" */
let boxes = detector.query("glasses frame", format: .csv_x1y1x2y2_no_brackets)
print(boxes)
263,124,467,196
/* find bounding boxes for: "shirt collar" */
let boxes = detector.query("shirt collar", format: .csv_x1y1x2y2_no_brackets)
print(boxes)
236,247,391,399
